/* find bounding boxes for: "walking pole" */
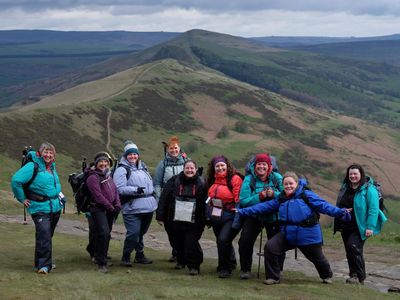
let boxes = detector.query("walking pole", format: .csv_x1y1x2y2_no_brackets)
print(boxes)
23,207,27,224
295,247,298,260
257,229,263,279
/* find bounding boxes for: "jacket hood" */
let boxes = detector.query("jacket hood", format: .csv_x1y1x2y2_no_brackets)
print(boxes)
119,156,147,171
292,178,308,198
165,152,185,163
87,166,108,178
29,150,55,170
341,175,374,192
179,170,199,183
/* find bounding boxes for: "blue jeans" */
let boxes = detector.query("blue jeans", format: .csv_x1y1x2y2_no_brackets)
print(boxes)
122,212,153,261
31,211,60,270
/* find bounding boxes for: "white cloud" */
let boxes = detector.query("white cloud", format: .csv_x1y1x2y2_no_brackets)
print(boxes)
0,4,400,37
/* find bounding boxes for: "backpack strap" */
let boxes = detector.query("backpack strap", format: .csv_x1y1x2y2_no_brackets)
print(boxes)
117,164,131,180
23,162,39,192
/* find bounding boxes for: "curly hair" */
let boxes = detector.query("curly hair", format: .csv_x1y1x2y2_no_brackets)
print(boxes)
206,155,238,190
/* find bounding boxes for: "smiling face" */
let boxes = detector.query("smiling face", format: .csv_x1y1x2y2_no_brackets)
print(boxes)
348,168,361,187
127,153,139,164
96,159,110,171
167,144,180,158
214,162,227,174
255,162,269,178
41,148,55,164
283,176,298,196
183,161,197,178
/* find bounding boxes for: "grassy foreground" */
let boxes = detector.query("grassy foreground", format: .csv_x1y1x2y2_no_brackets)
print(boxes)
0,222,396,300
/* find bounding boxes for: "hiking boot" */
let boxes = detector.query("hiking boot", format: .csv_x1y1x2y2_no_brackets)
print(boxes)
218,270,232,278
322,278,333,284
120,260,133,267
346,276,360,284
92,258,113,267
189,268,199,276
169,255,177,263
175,263,186,270
240,271,251,280
264,278,280,285
134,255,153,264
37,267,49,275
98,265,109,273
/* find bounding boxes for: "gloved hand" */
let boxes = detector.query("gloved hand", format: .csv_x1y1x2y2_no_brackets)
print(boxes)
340,209,352,222
137,187,145,194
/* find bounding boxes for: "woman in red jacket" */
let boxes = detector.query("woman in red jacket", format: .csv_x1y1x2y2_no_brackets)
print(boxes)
206,155,243,278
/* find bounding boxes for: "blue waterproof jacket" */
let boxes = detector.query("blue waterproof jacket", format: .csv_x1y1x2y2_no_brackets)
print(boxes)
334,176,387,240
11,150,63,215
239,161,283,223
238,179,345,246
113,157,157,215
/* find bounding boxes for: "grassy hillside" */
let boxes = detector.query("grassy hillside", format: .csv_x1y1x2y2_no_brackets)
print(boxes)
1,59,400,204
6,29,400,129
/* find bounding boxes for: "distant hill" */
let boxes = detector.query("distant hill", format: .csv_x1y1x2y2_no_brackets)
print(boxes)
251,34,400,47
1,59,400,201
3,29,400,129
289,39,400,65
0,30,180,107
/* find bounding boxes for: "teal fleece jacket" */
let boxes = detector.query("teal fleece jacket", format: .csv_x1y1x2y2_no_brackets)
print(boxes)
11,151,63,215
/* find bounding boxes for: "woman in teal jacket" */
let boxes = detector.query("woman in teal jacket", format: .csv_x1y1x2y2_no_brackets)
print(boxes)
334,164,387,284
11,142,64,275
238,153,283,279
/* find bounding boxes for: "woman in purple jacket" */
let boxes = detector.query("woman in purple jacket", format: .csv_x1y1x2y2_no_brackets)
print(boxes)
86,151,121,273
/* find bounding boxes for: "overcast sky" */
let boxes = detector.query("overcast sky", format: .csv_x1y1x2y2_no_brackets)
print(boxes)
1,1,400,37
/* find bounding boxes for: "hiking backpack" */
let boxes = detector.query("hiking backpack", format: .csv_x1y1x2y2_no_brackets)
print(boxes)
367,177,387,213
68,158,91,213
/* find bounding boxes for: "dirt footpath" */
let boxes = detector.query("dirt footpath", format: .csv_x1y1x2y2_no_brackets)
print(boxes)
1,214,399,293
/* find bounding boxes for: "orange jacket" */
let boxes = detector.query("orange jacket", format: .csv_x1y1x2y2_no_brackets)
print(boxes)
208,172,243,211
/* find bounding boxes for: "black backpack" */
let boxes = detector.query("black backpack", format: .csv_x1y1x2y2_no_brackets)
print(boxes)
68,158,91,213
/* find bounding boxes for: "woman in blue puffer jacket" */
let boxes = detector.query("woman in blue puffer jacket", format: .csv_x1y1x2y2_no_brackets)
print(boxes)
237,171,351,285
11,142,65,275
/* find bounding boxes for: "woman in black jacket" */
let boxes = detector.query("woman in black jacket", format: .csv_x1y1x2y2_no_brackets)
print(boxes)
156,160,207,275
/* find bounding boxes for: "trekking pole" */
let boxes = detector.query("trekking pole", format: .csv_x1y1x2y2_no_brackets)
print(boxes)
257,229,263,279
295,247,298,260
22,146,29,225
23,207,27,224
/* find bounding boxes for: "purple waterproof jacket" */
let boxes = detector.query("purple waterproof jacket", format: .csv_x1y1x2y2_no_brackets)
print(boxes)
86,168,121,212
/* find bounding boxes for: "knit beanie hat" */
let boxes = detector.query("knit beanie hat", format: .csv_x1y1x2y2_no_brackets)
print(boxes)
94,151,113,167
124,140,139,157
212,155,227,167
254,153,271,166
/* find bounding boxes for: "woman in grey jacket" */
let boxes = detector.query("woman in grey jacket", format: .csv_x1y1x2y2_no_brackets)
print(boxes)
153,136,188,262
113,141,157,266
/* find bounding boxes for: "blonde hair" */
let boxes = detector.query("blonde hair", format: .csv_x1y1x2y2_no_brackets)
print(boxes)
283,171,299,184
39,142,56,156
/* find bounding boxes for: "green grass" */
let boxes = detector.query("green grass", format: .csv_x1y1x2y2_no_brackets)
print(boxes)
0,222,396,300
